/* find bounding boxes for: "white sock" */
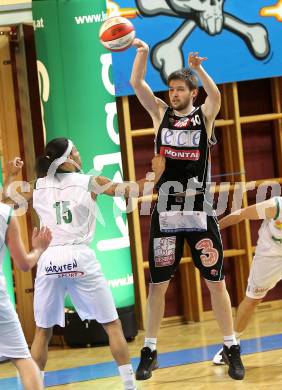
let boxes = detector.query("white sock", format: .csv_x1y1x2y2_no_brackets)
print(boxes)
235,331,243,344
224,334,237,348
144,337,157,351
118,364,136,390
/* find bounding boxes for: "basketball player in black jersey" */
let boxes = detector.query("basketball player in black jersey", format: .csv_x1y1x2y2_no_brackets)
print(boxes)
130,38,244,381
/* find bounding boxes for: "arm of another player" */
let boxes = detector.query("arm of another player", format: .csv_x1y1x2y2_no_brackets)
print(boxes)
130,38,167,125
90,154,165,198
3,157,34,205
6,216,52,271
188,52,221,134
219,198,277,230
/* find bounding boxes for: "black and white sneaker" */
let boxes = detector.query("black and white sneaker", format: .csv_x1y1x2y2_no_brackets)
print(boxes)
222,344,245,380
212,347,225,365
135,347,158,380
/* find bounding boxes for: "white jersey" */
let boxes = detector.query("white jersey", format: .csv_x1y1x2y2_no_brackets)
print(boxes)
33,173,96,246
256,197,282,257
0,203,12,271
32,173,118,327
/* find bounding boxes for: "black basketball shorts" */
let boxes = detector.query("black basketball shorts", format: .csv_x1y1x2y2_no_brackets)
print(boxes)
148,195,224,284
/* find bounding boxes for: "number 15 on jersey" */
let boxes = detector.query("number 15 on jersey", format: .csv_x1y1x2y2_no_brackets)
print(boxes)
53,201,72,224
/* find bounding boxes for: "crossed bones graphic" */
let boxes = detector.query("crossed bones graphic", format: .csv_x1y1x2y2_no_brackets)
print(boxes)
136,0,271,81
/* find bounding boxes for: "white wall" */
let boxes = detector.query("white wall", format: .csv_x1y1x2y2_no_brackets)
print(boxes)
0,0,32,26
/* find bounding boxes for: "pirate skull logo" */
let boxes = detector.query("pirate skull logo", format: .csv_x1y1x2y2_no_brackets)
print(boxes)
136,0,270,81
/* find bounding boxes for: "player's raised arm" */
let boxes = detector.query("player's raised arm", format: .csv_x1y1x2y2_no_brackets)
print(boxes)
3,157,33,206
188,52,221,132
130,38,167,123
219,198,277,230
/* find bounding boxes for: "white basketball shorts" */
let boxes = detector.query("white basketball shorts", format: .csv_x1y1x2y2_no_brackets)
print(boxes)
34,245,118,328
0,276,30,359
246,249,282,299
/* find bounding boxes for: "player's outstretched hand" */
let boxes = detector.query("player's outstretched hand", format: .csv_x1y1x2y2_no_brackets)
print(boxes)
7,157,24,177
32,226,52,252
132,38,149,53
188,52,208,70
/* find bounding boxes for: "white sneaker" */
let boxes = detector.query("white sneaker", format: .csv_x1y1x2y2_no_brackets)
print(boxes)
212,347,225,365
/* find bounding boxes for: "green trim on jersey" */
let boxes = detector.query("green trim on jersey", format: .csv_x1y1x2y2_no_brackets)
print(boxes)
87,176,93,193
272,235,282,244
35,184,87,191
7,207,13,225
274,197,281,220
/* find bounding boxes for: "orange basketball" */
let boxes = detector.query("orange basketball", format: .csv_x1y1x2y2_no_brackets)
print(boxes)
99,16,135,52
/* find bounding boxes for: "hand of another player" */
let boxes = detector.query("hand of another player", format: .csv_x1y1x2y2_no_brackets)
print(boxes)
152,154,165,181
132,38,149,53
32,226,52,252
7,157,24,177
188,52,207,70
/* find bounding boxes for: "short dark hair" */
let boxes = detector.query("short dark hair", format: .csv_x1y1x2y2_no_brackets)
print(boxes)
167,68,198,90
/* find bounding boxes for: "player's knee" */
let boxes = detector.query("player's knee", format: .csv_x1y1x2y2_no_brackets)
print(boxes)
102,319,125,338
149,281,169,297
102,318,122,331
35,326,53,342
205,279,226,294
245,296,262,307
108,318,121,327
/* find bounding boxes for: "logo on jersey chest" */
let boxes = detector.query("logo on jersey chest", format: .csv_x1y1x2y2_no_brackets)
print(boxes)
173,117,191,128
161,128,201,147
160,146,200,160
170,112,201,128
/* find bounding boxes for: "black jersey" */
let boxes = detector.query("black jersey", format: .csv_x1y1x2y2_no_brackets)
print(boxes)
155,106,214,194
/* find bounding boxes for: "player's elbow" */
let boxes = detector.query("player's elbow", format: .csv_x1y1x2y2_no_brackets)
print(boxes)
213,89,221,105
21,264,31,272
130,77,139,89
213,92,221,114
130,77,143,90
13,255,31,272
18,260,31,272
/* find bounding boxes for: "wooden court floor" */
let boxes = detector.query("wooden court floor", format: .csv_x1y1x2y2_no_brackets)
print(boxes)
1,306,282,389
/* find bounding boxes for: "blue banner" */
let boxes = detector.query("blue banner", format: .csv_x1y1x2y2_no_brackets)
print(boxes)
110,0,282,96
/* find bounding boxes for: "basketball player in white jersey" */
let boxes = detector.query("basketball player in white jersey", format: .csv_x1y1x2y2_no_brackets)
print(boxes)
0,201,51,390
6,138,165,390
213,196,282,365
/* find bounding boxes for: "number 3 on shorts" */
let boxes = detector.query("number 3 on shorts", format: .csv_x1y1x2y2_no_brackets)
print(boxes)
195,238,219,267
